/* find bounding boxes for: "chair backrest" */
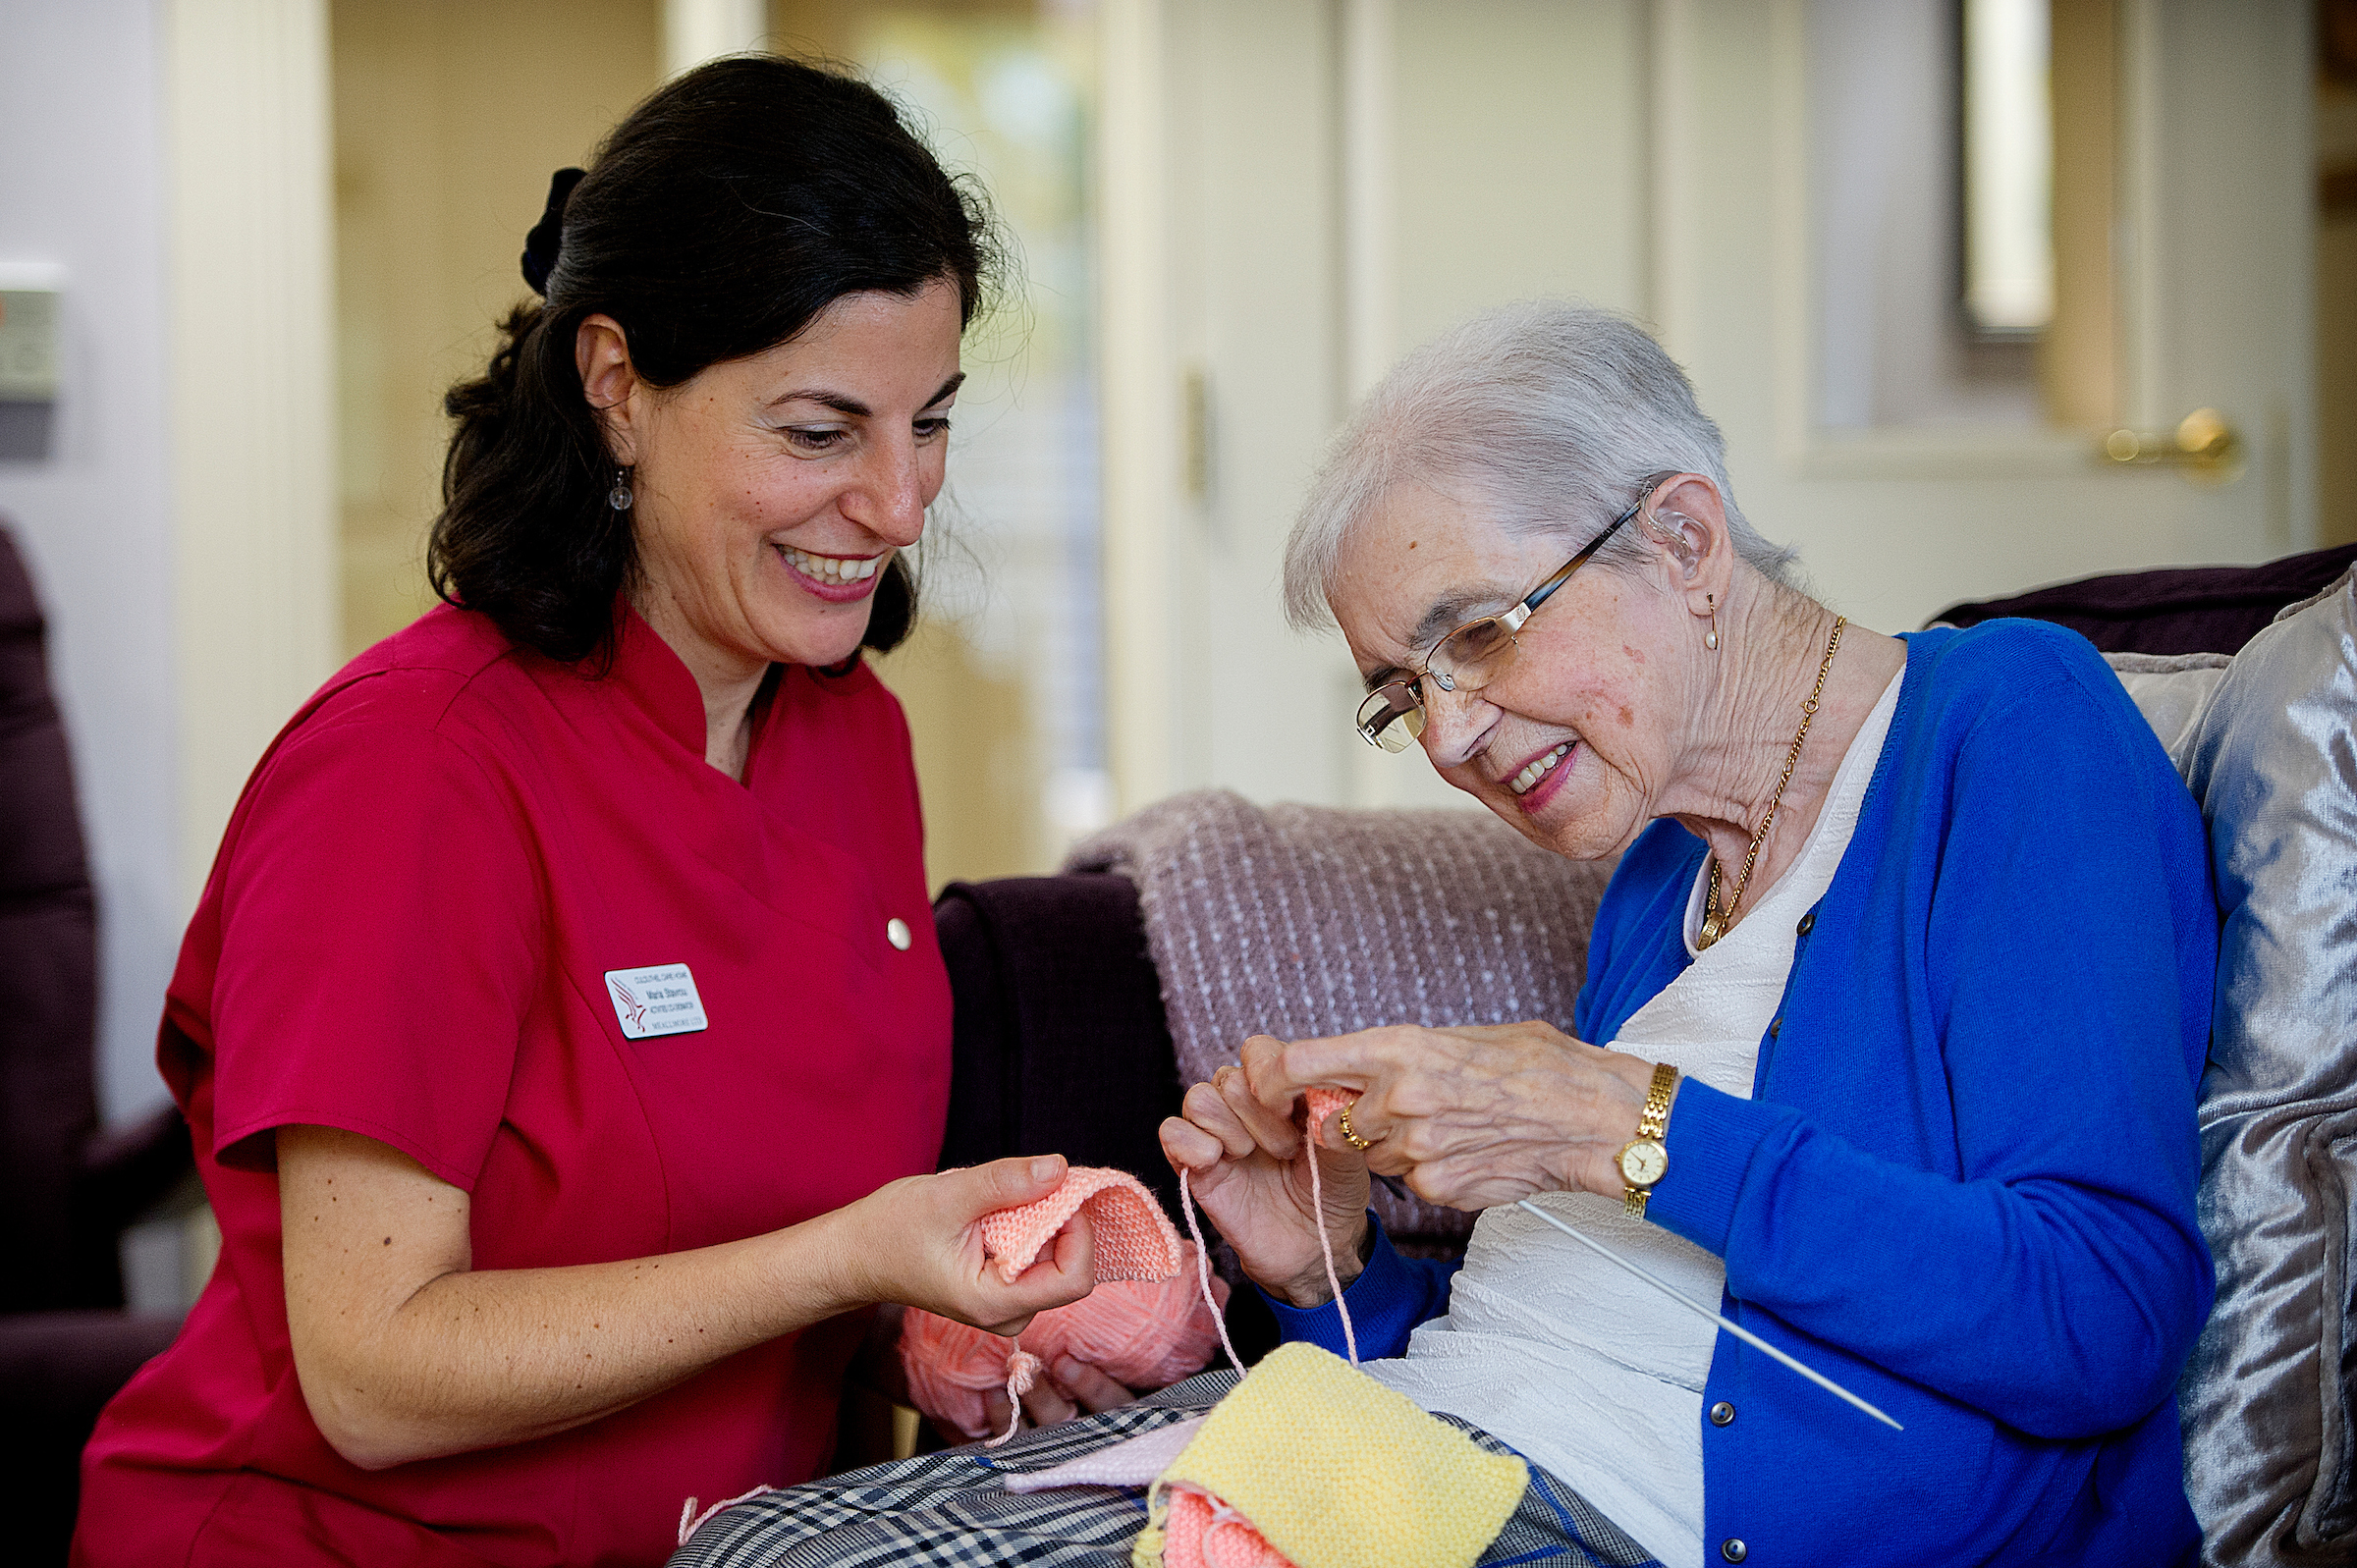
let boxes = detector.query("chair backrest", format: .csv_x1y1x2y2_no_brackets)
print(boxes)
1935,541,2357,656
933,873,1186,1219
0,522,105,1313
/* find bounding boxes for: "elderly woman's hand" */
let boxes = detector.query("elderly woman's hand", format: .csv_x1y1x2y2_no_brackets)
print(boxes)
1159,1045,1373,1307
1248,1022,1664,1210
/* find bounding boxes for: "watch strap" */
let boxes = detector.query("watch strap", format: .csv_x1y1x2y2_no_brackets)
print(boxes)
1638,1060,1677,1141
1619,1061,1680,1218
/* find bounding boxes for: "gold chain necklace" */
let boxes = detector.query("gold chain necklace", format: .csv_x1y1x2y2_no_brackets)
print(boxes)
1696,615,1846,951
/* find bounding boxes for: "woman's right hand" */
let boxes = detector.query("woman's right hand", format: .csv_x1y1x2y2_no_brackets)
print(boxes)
837,1155,1099,1336
1158,1035,1370,1308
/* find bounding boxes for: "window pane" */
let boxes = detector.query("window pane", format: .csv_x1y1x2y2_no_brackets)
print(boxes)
1963,0,2055,336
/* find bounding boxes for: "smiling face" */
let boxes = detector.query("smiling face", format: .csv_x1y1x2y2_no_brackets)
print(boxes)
1329,483,1699,861
589,279,965,682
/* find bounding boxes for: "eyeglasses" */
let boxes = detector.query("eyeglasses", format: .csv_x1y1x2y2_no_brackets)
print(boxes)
1352,479,1662,753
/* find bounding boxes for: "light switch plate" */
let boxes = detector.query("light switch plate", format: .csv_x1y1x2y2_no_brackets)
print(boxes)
0,262,66,404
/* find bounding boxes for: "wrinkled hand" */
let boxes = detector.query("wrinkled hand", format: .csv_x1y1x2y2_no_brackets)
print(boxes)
1250,1021,1663,1210
841,1156,1097,1337
975,1356,1140,1441
1160,1042,1372,1308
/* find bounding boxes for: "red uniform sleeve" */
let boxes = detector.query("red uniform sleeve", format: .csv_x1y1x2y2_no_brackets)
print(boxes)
207,683,545,1191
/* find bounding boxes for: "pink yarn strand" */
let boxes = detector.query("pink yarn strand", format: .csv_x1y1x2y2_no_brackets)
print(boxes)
985,1346,1044,1448
1176,1099,1359,1374
1304,1132,1359,1365
1178,1167,1247,1378
677,1483,773,1548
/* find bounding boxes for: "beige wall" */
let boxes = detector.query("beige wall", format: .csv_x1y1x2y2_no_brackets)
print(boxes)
2320,45,2357,548
169,0,342,904
332,0,662,661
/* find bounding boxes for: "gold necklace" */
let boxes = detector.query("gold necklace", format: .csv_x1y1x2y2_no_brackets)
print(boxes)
1696,615,1846,950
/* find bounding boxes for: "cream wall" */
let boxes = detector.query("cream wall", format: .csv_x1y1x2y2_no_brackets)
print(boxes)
167,0,341,915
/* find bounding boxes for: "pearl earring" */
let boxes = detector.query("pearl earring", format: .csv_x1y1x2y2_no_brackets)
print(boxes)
1705,593,1721,651
608,466,633,512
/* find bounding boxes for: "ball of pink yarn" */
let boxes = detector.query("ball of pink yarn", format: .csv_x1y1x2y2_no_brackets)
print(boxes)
901,1242,1233,1439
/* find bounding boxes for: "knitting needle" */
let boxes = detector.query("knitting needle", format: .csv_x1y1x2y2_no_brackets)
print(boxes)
1511,1199,1904,1433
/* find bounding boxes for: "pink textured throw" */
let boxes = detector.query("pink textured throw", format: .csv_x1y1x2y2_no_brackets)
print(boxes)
978,1166,1184,1284
1067,789,1619,1250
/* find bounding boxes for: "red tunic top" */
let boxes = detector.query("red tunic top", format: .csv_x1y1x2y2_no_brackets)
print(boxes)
77,604,952,1567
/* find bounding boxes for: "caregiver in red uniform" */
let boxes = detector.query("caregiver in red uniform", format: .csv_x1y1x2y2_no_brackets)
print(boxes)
75,56,1108,1567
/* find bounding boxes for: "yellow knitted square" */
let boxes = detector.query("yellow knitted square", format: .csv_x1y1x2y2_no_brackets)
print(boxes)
1136,1342,1527,1568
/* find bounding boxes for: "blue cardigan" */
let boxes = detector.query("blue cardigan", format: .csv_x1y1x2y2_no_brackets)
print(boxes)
1269,622,2217,1566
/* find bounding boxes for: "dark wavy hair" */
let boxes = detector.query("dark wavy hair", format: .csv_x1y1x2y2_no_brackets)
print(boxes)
429,54,996,667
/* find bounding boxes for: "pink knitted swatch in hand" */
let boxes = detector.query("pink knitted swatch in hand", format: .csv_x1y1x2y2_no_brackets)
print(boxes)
978,1165,1185,1284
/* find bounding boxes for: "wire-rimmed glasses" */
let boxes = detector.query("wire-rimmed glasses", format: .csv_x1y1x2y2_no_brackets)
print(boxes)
1352,478,1664,753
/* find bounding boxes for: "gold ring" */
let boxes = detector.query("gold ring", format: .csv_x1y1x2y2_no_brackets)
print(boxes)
1337,1100,1374,1151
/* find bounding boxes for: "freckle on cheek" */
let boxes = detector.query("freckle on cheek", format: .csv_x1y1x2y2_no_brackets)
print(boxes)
1623,643,1644,663
1617,705,1634,727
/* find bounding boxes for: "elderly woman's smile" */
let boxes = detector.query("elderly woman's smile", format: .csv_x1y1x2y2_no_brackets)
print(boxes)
1329,484,1682,858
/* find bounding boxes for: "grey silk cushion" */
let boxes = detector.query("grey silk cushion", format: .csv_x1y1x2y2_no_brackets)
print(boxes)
2106,650,2233,771
1069,789,1617,1245
2164,568,2357,1565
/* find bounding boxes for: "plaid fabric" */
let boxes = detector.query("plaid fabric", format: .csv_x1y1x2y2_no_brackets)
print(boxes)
669,1372,1661,1568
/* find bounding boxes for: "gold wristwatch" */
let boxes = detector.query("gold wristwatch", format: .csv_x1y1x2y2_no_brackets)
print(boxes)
1617,1061,1679,1218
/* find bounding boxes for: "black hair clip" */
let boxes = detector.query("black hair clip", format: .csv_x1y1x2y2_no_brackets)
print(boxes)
520,167,588,296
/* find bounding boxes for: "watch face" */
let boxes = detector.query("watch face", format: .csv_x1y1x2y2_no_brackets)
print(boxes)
1618,1138,1668,1186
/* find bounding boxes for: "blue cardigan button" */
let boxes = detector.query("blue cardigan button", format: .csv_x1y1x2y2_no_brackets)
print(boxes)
1796,909,1816,935
1721,1541,1748,1563
1710,1400,1736,1426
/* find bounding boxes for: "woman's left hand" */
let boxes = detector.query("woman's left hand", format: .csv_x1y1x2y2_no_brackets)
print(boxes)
1244,1022,1666,1209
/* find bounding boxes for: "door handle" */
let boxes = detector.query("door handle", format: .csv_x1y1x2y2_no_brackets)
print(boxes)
2101,408,2243,484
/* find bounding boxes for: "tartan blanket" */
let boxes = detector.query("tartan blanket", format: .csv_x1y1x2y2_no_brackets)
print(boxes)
668,1371,1661,1568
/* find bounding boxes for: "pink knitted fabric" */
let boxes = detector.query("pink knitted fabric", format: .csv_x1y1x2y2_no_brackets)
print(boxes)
899,1247,1231,1441
978,1166,1184,1284
1165,1486,1293,1568
1300,1087,1354,1148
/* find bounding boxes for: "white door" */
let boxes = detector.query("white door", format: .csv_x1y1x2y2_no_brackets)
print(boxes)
1098,0,2316,815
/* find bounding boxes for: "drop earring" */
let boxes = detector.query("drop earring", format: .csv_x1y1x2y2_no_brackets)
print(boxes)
607,465,633,512
1705,593,1721,651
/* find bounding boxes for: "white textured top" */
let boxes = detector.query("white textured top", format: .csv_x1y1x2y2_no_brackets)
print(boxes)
1365,668,1903,1568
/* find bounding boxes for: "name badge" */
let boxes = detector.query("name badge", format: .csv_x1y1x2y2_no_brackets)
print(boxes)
604,963,709,1040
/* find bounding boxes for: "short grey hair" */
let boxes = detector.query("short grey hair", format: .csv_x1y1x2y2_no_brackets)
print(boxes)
1284,300,1798,629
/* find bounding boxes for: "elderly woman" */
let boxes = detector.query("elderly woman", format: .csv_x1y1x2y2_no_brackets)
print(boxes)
75,57,1120,1567
1165,302,2217,1567
657,305,2215,1568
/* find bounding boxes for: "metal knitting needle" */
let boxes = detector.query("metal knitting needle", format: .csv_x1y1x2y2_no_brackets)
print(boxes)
1512,1199,1904,1433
